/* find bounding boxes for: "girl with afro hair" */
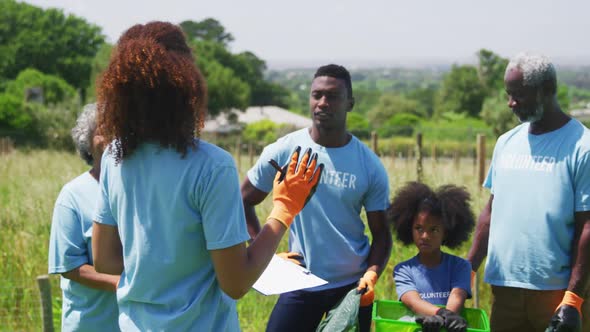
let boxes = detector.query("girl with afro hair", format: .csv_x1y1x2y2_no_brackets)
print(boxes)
389,181,475,332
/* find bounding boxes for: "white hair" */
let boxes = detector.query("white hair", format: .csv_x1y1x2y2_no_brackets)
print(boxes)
71,103,97,165
506,52,556,90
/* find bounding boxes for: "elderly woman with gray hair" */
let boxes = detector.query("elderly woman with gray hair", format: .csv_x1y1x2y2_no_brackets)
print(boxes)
48,103,120,331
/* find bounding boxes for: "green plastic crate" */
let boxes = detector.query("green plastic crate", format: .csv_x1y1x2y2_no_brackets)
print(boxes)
372,300,490,332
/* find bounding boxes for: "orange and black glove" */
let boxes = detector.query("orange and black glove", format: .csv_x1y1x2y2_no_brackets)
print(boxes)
277,252,305,266
357,270,378,307
545,291,583,332
268,147,323,228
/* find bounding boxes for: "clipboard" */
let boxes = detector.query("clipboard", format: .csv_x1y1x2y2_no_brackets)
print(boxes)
252,254,328,295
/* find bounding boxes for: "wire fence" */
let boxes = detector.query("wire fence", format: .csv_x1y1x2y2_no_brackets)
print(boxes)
0,276,58,332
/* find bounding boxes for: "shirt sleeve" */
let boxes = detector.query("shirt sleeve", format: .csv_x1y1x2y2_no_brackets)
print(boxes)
574,149,590,212
48,199,89,274
364,156,390,212
393,263,417,301
450,257,473,299
93,151,116,226
197,163,250,250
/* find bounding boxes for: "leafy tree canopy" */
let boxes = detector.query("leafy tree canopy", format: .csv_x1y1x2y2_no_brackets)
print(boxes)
0,0,104,94
435,65,486,118
367,93,424,126
477,49,509,94
180,18,234,46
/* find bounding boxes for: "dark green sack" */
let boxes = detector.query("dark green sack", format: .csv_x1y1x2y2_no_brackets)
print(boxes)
316,288,361,332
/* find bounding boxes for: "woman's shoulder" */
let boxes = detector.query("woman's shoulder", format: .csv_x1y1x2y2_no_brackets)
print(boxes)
189,140,235,165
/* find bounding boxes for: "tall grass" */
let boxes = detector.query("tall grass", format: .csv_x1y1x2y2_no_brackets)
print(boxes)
0,149,491,331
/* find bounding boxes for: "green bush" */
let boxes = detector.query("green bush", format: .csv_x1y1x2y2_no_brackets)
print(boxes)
377,113,422,138
347,112,370,139
0,93,28,129
6,68,76,104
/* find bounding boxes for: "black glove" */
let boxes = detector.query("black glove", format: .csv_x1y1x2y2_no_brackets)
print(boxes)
437,308,468,332
545,305,582,332
415,314,444,332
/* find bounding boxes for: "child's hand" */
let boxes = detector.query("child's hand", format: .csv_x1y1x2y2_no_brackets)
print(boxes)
356,270,378,306
437,308,467,332
415,314,444,332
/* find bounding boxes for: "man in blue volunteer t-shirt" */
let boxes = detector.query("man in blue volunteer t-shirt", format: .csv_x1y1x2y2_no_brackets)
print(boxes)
241,64,392,332
468,53,590,332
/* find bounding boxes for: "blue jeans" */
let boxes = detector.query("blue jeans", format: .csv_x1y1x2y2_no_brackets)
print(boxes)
265,282,372,332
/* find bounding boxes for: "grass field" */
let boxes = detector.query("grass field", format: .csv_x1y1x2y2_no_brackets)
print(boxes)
0,148,492,331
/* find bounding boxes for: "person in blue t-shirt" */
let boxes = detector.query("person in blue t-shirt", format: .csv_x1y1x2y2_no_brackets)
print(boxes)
390,182,475,332
467,53,590,332
241,64,391,332
91,22,322,331
48,103,120,332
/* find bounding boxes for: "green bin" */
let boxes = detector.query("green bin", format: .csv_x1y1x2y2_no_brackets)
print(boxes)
372,300,490,332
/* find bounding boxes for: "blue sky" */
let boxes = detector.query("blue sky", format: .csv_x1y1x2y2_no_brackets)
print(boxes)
22,0,590,68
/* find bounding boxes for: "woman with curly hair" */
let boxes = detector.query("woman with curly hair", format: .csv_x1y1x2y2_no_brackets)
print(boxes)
91,21,322,331
389,182,475,332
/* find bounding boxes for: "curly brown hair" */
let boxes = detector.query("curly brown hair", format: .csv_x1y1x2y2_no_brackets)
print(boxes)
97,21,207,163
388,182,475,249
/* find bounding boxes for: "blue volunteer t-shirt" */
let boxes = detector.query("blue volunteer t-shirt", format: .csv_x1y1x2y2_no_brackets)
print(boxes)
48,172,120,332
247,128,390,290
393,253,472,305
484,119,590,290
94,140,250,331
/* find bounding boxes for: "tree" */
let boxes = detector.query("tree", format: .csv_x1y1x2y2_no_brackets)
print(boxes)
191,37,289,113
353,87,381,114
180,18,234,46
477,49,509,94
0,0,104,96
480,92,518,137
233,51,290,107
86,43,113,101
434,65,487,118
406,86,437,118
367,93,423,126
196,56,250,116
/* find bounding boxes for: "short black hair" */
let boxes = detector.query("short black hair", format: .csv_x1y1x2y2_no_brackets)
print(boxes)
388,182,475,249
314,64,353,98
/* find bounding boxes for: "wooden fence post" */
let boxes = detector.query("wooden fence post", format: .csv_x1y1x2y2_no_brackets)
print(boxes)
248,143,254,168
472,134,487,309
37,275,54,332
431,144,437,164
453,150,460,170
235,137,242,172
371,131,378,155
416,132,423,182
476,134,486,188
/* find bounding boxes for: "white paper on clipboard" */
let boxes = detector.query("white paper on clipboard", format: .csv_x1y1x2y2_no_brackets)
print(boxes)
252,255,328,295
